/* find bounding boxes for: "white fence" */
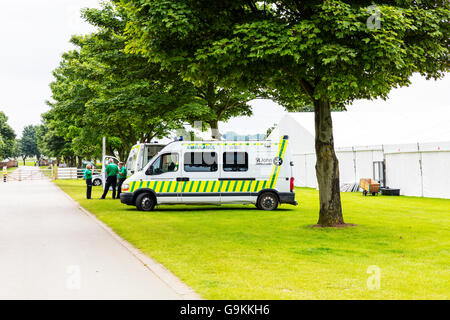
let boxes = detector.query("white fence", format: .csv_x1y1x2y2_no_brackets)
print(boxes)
55,167,85,180
293,141,450,199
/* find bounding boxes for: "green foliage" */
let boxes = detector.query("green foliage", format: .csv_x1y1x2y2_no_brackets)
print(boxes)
47,3,207,161
11,139,22,159
20,125,41,161
0,111,16,160
37,112,77,161
121,0,449,108
120,0,259,136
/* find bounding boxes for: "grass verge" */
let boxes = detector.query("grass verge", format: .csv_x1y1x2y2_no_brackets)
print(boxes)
55,180,449,299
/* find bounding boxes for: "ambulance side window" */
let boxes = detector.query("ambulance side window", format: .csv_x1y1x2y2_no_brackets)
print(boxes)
184,152,218,172
223,152,248,172
146,153,179,175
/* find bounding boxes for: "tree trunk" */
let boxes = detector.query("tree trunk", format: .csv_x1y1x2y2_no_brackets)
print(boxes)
107,146,115,157
118,148,127,162
314,98,344,226
209,120,222,140
77,156,83,168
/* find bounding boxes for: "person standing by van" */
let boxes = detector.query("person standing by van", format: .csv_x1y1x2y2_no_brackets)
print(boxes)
100,160,119,199
117,162,127,199
84,164,93,199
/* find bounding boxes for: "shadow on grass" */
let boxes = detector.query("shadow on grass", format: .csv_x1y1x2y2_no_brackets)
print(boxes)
122,206,295,213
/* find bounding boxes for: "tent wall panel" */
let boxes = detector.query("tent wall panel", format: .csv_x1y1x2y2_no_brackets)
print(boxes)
384,143,418,154
419,141,450,152
271,115,315,154
305,154,318,188
372,150,384,162
336,151,356,184
355,151,374,182
421,152,450,199
385,153,422,196
293,154,307,187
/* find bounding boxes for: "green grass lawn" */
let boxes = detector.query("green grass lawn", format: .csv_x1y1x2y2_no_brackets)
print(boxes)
55,180,450,300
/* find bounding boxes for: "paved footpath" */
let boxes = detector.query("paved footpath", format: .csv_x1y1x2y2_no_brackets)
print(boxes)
0,168,183,299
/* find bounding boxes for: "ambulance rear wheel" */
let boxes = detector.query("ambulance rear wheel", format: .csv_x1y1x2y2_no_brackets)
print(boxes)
258,192,279,211
93,179,102,186
136,193,156,212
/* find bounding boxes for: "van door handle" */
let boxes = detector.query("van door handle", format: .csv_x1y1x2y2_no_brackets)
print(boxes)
177,177,189,182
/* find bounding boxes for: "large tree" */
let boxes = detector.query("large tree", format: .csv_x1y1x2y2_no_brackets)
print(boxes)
48,3,207,161
37,112,78,166
119,1,259,139
0,111,16,160
121,0,449,226
20,125,41,164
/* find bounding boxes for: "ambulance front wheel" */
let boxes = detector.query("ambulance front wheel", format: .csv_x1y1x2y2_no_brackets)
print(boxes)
136,193,156,212
257,192,279,211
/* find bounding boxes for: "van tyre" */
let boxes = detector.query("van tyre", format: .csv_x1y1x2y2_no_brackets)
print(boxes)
136,193,156,212
93,179,102,186
258,192,279,211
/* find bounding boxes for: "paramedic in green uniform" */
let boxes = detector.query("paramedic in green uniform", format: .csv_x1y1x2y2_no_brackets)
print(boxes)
84,164,93,199
117,162,127,199
100,160,119,199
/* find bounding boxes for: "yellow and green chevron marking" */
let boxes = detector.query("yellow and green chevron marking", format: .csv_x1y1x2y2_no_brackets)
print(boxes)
129,179,270,193
128,137,288,194
269,136,288,189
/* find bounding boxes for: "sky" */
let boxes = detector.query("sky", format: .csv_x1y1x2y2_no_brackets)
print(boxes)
0,0,99,136
0,0,448,138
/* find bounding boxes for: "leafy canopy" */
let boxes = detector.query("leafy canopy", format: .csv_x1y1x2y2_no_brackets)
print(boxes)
21,125,41,160
120,0,449,109
0,111,16,160
47,3,206,160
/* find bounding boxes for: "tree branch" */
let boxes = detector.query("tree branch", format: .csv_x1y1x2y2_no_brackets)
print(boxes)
281,66,315,100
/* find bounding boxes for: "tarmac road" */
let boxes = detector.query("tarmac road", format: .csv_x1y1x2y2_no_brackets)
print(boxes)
0,167,182,300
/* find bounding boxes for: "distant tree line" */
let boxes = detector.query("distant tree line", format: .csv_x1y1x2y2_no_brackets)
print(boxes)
0,114,43,166
0,111,16,161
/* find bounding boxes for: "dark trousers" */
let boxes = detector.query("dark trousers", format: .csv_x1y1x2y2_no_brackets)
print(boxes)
117,178,126,199
101,176,117,199
86,178,92,199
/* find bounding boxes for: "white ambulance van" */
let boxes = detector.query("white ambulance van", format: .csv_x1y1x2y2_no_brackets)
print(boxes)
120,136,297,211
102,143,165,180
125,143,166,176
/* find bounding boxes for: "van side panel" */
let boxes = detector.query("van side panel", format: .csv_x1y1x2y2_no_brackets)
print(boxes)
179,143,221,204
122,138,297,208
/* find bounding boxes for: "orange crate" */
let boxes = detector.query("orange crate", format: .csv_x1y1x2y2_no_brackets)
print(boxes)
360,178,380,196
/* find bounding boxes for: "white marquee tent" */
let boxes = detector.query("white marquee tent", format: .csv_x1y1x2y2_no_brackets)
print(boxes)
269,110,450,199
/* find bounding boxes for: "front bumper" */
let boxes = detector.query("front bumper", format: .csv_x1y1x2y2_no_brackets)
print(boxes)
120,192,134,206
279,192,298,206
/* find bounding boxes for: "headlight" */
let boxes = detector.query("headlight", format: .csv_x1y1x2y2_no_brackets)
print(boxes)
122,184,130,192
